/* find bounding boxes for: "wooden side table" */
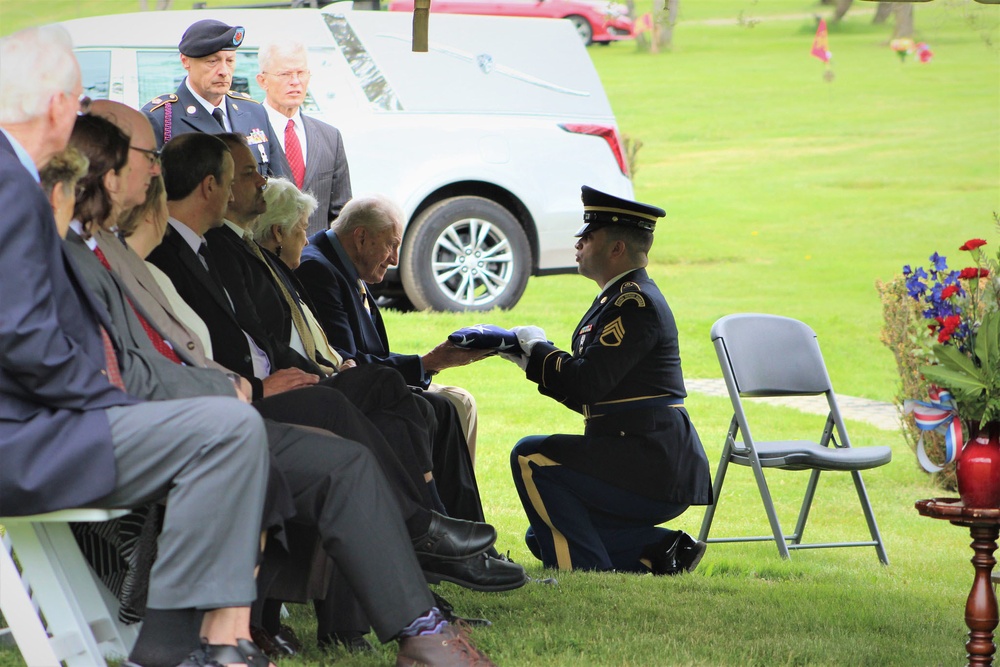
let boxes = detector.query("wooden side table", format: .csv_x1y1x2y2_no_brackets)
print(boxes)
916,498,1000,666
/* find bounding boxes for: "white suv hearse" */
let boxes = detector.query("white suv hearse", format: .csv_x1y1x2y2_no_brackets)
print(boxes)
63,7,633,311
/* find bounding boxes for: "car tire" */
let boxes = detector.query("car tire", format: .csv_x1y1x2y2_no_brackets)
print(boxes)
400,196,532,312
566,15,594,46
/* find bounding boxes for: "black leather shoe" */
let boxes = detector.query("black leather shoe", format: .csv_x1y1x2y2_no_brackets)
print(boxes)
318,631,376,653
640,531,706,575
421,552,528,592
412,511,496,561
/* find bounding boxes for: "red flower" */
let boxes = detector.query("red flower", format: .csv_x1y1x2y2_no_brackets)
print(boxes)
940,285,959,299
937,315,961,343
960,239,987,251
958,267,991,280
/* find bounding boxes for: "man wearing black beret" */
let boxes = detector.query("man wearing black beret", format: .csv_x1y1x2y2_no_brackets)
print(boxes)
503,185,714,575
142,19,286,177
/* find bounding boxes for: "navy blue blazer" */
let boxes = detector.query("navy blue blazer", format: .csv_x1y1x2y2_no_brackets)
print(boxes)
0,134,137,516
142,80,289,177
296,230,430,388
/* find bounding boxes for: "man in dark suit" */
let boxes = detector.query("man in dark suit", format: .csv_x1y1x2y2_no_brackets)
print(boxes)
504,186,714,575
0,25,272,666
142,19,284,177
257,40,351,236
64,122,501,666
147,132,525,590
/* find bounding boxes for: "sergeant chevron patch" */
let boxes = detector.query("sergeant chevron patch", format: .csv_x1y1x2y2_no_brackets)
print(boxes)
599,317,625,347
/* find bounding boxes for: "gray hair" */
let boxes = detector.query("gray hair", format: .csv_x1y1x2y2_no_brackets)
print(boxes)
0,25,78,124
253,177,318,243
257,40,308,74
331,194,404,237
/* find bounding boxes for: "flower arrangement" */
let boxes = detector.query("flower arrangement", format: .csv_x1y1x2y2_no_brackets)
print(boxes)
890,38,933,63
904,234,1000,429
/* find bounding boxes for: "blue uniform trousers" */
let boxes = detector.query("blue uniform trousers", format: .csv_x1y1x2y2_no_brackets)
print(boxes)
511,435,688,572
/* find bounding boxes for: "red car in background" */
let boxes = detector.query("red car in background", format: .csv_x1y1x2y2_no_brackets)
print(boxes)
388,0,634,46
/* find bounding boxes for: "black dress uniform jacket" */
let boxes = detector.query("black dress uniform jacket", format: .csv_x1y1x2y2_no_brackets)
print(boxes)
142,80,287,177
525,267,712,505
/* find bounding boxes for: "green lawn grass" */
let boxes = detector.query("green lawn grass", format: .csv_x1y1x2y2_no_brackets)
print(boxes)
1,1,999,665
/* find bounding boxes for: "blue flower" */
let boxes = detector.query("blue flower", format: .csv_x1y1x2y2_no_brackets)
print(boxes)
930,252,947,273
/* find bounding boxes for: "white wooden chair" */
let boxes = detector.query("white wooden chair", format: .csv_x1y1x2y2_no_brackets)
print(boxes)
0,509,137,666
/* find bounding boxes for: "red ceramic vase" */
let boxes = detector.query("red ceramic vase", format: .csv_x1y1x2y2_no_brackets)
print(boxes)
957,422,1000,509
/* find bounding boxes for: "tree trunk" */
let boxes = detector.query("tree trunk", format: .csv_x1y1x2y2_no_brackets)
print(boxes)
656,0,679,51
832,0,853,23
893,4,914,39
873,2,893,24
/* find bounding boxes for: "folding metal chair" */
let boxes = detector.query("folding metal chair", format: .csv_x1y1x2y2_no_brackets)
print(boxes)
698,313,892,564
0,508,136,666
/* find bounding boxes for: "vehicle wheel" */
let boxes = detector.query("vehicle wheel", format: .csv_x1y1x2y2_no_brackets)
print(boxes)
400,196,531,312
566,15,594,46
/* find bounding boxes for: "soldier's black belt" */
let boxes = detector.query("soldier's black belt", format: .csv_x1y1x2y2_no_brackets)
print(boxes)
583,395,684,420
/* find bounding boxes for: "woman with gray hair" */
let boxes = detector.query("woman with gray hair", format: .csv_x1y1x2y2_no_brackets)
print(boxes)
254,177,355,372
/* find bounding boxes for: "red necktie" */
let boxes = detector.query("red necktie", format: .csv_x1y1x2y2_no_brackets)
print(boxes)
99,326,126,390
93,246,183,365
284,118,305,189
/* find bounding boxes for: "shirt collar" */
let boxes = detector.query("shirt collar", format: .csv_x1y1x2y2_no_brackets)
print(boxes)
601,268,637,293
185,77,226,117
68,219,98,250
326,230,362,283
223,219,249,239
167,216,205,255
0,128,39,182
264,101,302,134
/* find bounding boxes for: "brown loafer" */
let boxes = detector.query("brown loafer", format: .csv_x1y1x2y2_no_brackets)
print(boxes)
396,623,496,666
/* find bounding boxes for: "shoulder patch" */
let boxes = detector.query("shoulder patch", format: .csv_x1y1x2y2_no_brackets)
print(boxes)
227,90,260,104
144,93,178,112
614,291,646,308
599,317,625,347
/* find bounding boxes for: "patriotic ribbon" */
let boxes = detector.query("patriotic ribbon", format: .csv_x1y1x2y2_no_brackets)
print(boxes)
903,388,964,473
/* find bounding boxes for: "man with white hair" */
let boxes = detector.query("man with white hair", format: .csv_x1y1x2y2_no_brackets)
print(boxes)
0,24,272,667
257,39,351,236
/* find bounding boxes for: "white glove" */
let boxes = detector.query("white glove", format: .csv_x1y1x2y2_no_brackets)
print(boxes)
512,325,547,356
499,350,529,371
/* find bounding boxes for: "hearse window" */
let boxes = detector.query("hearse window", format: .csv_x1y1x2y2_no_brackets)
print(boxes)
76,50,111,100
324,14,402,111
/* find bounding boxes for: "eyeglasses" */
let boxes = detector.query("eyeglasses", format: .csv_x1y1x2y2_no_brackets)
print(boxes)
130,145,162,166
263,70,310,82
77,94,92,116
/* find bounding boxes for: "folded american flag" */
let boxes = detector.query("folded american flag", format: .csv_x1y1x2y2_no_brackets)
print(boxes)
448,324,520,351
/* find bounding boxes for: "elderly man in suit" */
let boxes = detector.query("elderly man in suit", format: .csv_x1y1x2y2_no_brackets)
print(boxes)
0,25,272,667
257,39,351,236
142,19,284,176
296,194,487,464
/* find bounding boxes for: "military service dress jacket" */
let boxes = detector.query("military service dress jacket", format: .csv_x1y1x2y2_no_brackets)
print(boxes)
524,268,712,505
142,80,287,177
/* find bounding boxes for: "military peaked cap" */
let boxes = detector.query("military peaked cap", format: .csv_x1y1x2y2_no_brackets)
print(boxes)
179,20,245,58
575,185,665,237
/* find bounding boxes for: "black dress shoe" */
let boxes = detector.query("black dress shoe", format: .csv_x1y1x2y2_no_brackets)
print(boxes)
412,511,496,561
421,552,528,592
640,531,707,575
318,631,376,653
271,625,301,656
432,591,492,628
